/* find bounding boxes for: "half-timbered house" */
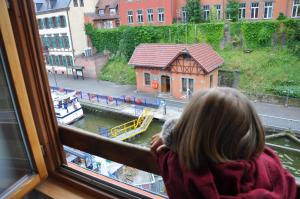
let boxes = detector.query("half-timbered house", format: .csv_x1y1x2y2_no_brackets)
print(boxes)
129,43,224,99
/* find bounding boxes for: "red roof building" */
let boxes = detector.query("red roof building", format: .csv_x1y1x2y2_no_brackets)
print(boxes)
119,0,297,26
129,43,224,99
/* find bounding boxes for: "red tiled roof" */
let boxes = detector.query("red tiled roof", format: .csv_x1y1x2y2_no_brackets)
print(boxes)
96,0,118,9
128,43,224,73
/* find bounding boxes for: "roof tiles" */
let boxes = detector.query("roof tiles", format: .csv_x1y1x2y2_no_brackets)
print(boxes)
129,43,224,73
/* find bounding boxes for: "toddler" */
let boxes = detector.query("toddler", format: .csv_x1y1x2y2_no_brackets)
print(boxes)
151,87,297,199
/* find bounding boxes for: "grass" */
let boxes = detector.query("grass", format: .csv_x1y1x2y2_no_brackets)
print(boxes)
99,47,300,97
217,47,300,96
99,56,136,85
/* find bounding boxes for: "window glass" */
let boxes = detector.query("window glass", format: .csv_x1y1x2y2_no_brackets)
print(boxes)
264,2,273,19
137,9,143,23
292,0,300,17
239,3,246,19
251,2,259,19
99,9,104,15
203,5,210,21
128,11,133,24
147,9,153,23
80,0,84,7
144,73,150,85
73,0,78,7
0,45,34,196
158,8,165,22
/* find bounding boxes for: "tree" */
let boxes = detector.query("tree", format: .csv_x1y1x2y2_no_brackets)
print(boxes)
226,0,239,22
186,0,202,23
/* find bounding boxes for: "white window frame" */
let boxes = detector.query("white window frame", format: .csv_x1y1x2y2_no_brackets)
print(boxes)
128,10,133,24
103,21,113,29
239,3,246,19
264,2,273,19
158,8,165,23
215,5,221,20
147,8,154,23
99,9,104,15
137,9,143,23
251,2,259,19
181,77,194,93
110,8,116,15
292,0,300,18
203,5,210,21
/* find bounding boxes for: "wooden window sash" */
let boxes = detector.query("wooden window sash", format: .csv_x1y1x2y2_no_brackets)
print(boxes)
5,0,300,198
0,1,47,198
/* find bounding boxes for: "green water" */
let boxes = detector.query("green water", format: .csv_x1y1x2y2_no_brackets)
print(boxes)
72,108,162,147
72,108,300,180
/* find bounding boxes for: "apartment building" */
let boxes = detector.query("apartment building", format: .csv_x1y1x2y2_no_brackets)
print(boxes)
35,0,97,74
118,0,300,26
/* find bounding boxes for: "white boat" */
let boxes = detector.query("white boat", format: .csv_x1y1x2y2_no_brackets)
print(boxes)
51,91,84,124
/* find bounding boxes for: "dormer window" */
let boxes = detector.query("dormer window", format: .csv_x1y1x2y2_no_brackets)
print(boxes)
99,9,104,15
110,8,116,15
35,3,42,11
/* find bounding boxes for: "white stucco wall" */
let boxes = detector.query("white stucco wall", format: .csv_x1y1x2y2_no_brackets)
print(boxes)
68,0,98,56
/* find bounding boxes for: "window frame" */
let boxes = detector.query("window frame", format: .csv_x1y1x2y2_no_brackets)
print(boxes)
203,5,210,21
147,8,154,23
181,7,187,23
158,8,165,23
144,72,151,86
73,0,78,7
215,4,221,20
251,2,259,19
239,3,246,19
0,2,47,198
127,10,134,24
292,0,300,18
264,2,273,19
4,1,300,198
137,9,144,23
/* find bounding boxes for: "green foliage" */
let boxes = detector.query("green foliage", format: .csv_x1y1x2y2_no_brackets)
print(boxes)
99,56,136,85
218,48,300,97
210,6,218,23
226,0,239,22
283,19,300,58
186,0,202,23
241,21,279,48
199,23,224,48
277,13,287,21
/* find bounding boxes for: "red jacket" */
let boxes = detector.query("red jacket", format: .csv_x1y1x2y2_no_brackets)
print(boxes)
156,147,297,199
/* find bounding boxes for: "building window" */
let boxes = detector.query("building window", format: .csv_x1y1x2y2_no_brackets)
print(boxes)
264,2,273,19
251,2,259,19
59,36,64,49
137,9,143,23
45,18,49,29
104,21,113,29
52,17,57,28
66,56,74,67
110,8,116,15
51,37,56,48
99,9,104,15
215,5,221,20
128,10,133,24
54,34,60,48
144,73,151,86
210,75,213,88
181,7,187,23
239,3,246,19
56,16,61,27
158,8,165,22
292,0,300,17
60,16,66,27
147,9,153,23
73,0,78,7
182,78,194,93
37,18,43,29
80,0,84,7
63,35,70,48
203,5,210,21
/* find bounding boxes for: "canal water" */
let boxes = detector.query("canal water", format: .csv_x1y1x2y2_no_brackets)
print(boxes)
72,108,300,180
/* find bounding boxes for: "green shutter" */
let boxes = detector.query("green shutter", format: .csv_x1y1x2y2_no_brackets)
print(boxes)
56,16,61,27
62,56,67,67
48,18,52,28
42,18,45,29
64,36,70,48
51,37,56,48
62,16,66,27
59,37,64,49
49,55,53,66
45,37,49,47
70,56,74,66
55,56,60,65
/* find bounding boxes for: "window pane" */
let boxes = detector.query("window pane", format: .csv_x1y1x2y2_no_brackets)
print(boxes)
0,46,34,195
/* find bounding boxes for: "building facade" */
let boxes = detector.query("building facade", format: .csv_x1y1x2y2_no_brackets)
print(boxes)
84,0,120,29
129,44,223,99
119,0,300,26
35,0,97,74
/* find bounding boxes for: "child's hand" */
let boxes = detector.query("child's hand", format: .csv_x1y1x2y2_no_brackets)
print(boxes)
150,133,168,153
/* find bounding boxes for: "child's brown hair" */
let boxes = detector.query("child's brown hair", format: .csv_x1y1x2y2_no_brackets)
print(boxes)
171,87,265,170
